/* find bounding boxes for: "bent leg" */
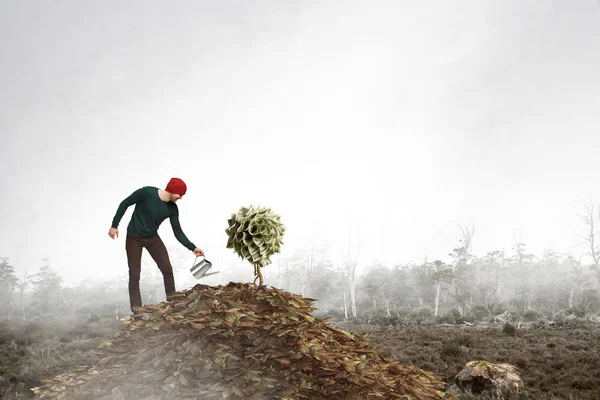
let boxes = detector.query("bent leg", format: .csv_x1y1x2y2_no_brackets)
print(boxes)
146,235,176,298
125,235,144,311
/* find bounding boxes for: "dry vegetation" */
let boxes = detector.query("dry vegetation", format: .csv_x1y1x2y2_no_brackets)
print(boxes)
332,320,600,399
0,317,122,399
1,298,600,399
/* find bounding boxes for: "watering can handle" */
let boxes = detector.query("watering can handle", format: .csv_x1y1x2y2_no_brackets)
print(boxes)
191,255,206,267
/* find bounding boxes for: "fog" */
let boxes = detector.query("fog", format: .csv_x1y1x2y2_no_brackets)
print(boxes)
1,0,599,289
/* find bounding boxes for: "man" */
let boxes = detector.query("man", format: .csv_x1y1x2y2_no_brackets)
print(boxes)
108,177,204,313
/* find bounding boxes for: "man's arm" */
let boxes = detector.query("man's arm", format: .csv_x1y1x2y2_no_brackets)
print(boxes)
169,208,197,251
111,187,147,229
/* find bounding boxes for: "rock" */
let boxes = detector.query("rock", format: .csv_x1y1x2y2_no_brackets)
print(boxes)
456,360,523,399
502,321,516,336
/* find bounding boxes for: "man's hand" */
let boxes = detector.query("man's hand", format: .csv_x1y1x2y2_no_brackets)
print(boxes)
109,227,119,239
193,248,205,257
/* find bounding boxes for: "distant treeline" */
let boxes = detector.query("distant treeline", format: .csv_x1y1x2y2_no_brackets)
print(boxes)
2,199,600,322
273,237,599,323
1,239,598,323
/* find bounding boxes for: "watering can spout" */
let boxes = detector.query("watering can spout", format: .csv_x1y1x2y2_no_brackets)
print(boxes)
190,256,219,280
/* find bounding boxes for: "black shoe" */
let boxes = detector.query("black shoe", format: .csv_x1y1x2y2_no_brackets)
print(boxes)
131,306,144,321
132,313,144,321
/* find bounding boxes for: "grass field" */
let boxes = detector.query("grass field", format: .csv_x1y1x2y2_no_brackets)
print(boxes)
0,318,122,400
1,316,599,399
332,319,600,400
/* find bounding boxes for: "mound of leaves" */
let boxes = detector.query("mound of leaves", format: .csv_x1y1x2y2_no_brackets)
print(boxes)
32,282,456,400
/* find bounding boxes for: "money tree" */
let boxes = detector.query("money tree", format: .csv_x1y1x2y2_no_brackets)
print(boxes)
225,205,285,286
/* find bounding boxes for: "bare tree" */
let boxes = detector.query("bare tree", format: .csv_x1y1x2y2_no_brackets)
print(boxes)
342,228,364,319
361,261,391,313
0,257,18,319
447,224,476,316
430,260,452,316
511,236,536,312
275,254,303,292
576,195,600,290
30,258,64,315
18,271,31,320
60,286,79,322
478,250,505,315
571,254,587,308
454,224,475,266
301,240,330,298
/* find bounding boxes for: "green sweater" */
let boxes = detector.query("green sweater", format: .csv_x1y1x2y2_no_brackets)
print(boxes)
111,186,196,251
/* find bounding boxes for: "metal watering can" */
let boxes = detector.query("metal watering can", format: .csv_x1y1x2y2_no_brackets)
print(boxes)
190,256,219,280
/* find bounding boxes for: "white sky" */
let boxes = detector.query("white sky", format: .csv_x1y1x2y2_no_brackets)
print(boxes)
1,1,599,285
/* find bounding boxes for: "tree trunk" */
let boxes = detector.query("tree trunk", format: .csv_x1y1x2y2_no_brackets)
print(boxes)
7,294,14,320
569,289,573,309
385,298,391,317
343,291,348,320
350,282,357,318
343,229,362,320
20,288,26,321
434,283,441,317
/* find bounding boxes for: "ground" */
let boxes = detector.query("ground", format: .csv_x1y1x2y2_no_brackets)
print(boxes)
332,320,600,399
1,317,599,399
0,317,122,400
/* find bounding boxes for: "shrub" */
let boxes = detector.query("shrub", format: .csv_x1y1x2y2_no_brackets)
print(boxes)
566,306,586,318
522,309,541,322
571,376,597,390
446,333,473,347
554,309,569,321
408,307,433,323
471,304,489,320
505,307,521,319
395,308,412,318
359,307,400,325
436,312,456,324
439,341,464,359
460,313,477,324
447,308,461,320
86,314,101,323
439,334,471,360
581,289,600,313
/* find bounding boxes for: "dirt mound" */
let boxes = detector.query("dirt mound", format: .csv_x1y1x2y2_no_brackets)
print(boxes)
32,282,456,399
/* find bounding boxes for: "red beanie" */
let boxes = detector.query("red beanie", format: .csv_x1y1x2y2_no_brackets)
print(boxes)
165,177,187,196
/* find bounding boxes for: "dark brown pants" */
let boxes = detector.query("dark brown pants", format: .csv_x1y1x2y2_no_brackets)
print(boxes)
125,234,175,311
